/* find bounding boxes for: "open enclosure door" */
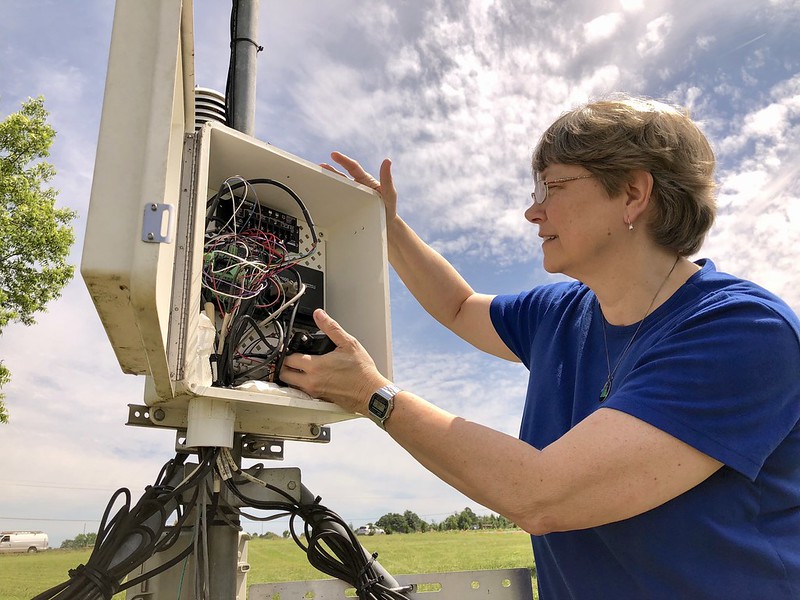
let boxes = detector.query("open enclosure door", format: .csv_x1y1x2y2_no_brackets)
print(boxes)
81,0,195,401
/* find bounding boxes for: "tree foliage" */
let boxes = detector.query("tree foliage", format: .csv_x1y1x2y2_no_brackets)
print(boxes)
60,532,97,550
375,511,431,534
375,507,517,534
0,96,76,423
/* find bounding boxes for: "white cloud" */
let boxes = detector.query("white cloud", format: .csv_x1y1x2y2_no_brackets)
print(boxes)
637,14,674,57
704,75,800,311
742,102,791,139
620,0,645,11
696,35,715,50
387,45,423,80
584,13,625,44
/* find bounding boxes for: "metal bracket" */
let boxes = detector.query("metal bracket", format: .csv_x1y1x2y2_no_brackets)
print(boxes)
142,202,174,243
126,404,332,448
240,434,285,460
173,431,288,461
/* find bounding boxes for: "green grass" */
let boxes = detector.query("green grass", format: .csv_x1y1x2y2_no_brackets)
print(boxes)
0,549,101,599
1,530,537,599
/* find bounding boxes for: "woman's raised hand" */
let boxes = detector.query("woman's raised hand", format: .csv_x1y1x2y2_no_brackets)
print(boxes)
322,152,398,222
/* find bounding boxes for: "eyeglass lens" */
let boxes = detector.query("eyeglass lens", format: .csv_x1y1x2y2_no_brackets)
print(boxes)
533,180,547,204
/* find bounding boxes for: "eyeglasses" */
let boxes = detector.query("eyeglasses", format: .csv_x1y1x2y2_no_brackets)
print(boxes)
531,174,594,204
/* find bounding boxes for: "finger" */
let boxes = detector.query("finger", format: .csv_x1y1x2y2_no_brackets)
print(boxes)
330,152,379,189
320,163,348,178
278,364,302,387
312,309,351,348
379,158,397,199
330,151,358,170
281,352,306,371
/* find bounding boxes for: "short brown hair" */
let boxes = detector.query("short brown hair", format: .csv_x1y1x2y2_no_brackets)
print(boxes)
532,95,716,256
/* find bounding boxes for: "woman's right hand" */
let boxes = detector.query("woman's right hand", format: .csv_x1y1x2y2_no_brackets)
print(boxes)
321,152,398,223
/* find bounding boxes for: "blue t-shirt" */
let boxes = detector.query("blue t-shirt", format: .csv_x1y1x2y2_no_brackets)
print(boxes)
490,260,800,599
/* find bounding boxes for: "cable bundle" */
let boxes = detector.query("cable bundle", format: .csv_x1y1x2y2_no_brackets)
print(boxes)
218,450,413,600
33,449,410,600
31,451,219,600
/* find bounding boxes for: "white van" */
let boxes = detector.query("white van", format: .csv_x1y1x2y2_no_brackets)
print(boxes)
0,531,49,553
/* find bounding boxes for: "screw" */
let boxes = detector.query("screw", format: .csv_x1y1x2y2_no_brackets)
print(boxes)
147,232,155,241
287,481,297,491
150,203,158,211
153,408,165,422
310,424,321,437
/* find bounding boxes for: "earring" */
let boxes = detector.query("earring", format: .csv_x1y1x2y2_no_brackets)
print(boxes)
625,218,634,231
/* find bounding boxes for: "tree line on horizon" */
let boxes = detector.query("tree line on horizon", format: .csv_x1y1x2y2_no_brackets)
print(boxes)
370,507,517,534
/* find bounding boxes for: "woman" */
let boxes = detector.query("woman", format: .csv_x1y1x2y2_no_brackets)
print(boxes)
280,95,800,599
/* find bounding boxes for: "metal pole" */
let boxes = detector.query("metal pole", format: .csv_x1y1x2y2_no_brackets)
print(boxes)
230,0,260,136
208,524,239,599
205,2,260,595
208,439,243,599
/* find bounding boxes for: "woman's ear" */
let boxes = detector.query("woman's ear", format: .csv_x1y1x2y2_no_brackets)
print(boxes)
624,170,653,225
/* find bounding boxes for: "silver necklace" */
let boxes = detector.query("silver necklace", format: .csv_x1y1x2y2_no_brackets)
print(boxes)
598,256,680,402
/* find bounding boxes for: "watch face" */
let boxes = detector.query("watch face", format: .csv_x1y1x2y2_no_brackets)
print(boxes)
370,395,390,418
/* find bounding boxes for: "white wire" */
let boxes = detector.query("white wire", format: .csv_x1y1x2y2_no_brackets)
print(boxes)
216,176,253,235
257,283,306,328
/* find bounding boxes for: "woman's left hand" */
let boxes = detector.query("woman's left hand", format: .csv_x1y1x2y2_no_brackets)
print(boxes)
279,309,391,413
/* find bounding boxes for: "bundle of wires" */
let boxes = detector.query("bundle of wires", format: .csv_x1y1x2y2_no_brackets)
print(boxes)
203,176,317,387
33,448,411,600
216,450,413,600
32,449,220,600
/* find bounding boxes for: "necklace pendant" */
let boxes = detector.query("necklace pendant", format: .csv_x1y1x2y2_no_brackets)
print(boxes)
599,378,613,403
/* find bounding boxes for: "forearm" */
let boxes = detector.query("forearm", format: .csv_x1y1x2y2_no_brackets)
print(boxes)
386,216,475,329
378,387,722,536
380,388,548,533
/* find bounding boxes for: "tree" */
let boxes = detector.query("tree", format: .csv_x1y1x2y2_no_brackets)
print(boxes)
376,512,407,534
375,510,429,534
403,510,429,533
61,532,97,549
456,507,478,530
0,96,76,423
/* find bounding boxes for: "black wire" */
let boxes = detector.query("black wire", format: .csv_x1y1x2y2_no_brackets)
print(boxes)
216,297,258,385
31,450,220,600
206,177,319,259
234,317,284,381
243,178,319,257
220,460,409,598
33,446,410,599
206,177,317,388
224,0,238,126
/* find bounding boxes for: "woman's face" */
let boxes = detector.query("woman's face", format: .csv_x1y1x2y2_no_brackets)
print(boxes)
525,164,627,280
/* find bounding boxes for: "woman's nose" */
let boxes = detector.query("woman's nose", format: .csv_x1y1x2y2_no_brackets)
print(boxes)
525,198,544,223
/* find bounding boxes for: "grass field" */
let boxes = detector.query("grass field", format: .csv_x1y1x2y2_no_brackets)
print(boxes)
0,530,537,599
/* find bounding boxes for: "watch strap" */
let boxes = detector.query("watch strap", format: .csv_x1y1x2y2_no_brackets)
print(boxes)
368,384,401,429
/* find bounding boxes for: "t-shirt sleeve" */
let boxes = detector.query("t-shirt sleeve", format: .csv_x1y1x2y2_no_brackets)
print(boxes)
606,296,800,480
491,283,583,369
490,293,533,367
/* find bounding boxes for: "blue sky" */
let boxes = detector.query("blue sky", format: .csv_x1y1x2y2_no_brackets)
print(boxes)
1,0,798,549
